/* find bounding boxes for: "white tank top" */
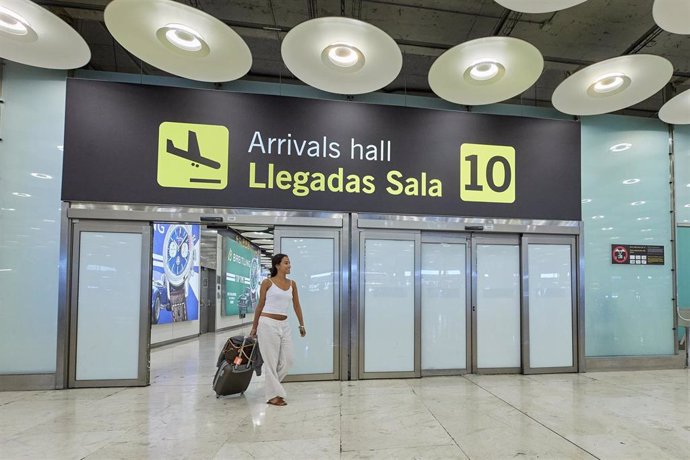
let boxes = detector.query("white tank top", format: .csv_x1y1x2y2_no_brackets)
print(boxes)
262,280,292,316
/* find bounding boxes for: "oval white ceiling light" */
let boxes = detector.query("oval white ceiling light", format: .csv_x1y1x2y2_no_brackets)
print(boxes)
241,232,274,239
609,143,632,152
552,55,673,116
659,88,690,125
494,0,588,13
0,0,90,69
281,17,402,95
428,37,543,106
653,0,690,34
104,0,251,82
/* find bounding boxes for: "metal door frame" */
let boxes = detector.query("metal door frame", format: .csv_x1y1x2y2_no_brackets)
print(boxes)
358,229,421,379
68,220,151,388
471,234,522,374
275,226,344,382
420,232,472,376
521,235,578,374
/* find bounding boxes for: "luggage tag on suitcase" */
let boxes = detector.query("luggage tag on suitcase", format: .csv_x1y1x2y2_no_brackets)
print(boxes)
233,356,243,365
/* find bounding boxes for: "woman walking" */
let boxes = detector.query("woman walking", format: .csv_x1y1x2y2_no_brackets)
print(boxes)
250,253,306,406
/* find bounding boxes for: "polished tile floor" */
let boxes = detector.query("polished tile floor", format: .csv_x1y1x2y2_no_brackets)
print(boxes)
1,332,689,459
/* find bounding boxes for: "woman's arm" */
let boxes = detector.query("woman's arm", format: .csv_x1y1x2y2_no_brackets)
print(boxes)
291,280,306,337
250,279,271,336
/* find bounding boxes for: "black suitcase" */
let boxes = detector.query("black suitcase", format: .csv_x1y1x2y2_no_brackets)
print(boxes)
213,336,256,397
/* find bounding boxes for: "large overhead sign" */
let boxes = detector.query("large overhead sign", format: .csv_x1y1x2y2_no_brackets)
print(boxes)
63,80,581,220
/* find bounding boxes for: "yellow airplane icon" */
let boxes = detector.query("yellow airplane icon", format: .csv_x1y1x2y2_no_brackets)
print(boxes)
157,122,229,190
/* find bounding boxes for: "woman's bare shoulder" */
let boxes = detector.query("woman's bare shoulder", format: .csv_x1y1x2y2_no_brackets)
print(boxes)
261,278,272,288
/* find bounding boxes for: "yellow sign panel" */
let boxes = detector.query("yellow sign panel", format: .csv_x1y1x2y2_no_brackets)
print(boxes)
460,143,515,203
157,122,229,190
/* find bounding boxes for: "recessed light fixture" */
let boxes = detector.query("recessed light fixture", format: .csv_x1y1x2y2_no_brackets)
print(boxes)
1,207,16,211
637,217,650,221
609,143,632,152
0,0,90,69
552,55,672,115
281,17,401,94
12,192,31,197
641,229,652,232
30,172,52,179
601,227,614,231
322,43,364,71
494,0,588,13
581,198,592,203
588,73,631,97
684,204,690,208
105,0,251,82
622,178,640,185
429,37,543,105
659,88,690,125
0,4,30,36
466,60,505,83
631,201,646,206
158,23,208,54
592,215,605,219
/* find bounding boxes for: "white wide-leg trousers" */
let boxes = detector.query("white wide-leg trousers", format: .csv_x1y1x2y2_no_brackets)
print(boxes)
257,317,293,400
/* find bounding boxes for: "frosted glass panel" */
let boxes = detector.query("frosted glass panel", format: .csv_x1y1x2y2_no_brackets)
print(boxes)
282,237,335,375
76,232,142,380
674,126,690,224
0,63,66,374
528,244,573,368
422,242,466,370
582,116,673,356
476,244,520,368
364,239,415,373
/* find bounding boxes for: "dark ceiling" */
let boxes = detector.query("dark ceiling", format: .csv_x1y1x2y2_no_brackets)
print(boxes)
34,0,690,116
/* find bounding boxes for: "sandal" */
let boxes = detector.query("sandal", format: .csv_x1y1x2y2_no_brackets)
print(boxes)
267,397,287,406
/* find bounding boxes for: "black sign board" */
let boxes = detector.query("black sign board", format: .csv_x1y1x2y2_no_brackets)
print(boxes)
611,245,665,265
62,79,581,220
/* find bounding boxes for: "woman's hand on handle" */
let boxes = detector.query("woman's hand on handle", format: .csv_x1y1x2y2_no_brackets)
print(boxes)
299,325,306,337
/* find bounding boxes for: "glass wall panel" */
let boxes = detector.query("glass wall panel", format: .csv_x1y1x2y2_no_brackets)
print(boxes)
476,244,521,368
528,244,573,368
282,237,335,375
674,126,690,343
421,242,466,370
674,125,690,224
582,116,673,356
76,232,142,380
676,227,690,341
0,63,66,374
364,239,415,373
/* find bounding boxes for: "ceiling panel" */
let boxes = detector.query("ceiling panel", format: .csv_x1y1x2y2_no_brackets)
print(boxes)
27,0,690,116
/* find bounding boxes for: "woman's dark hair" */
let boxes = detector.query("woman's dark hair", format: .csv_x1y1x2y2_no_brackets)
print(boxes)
270,253,288,277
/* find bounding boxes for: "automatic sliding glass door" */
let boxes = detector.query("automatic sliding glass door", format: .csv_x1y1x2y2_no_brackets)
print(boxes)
472,236,521,373
421,234,470,374
359,231,419,378
275,228,341,381
522,236,577,374
68,221,151,388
